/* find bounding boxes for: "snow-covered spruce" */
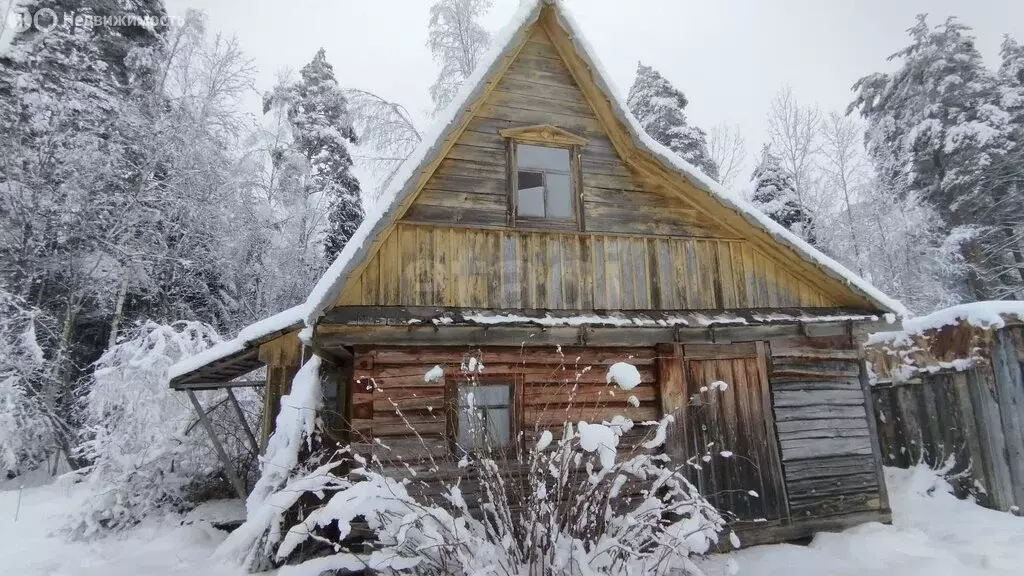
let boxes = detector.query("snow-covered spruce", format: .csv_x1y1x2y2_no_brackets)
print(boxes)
220,354,729,574
0,290,61,476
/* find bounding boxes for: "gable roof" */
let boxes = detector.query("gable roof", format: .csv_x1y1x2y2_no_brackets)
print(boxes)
302,0,906,327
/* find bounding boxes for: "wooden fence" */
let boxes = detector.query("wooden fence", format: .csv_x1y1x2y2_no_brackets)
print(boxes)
869,326,1024,511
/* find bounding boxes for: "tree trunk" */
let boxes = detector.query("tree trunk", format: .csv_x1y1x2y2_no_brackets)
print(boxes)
107,269,129,350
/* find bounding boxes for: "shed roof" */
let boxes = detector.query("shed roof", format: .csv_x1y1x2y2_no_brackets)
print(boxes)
167,305,304,389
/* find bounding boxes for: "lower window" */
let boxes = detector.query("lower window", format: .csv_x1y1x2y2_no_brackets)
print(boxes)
456,384,511,451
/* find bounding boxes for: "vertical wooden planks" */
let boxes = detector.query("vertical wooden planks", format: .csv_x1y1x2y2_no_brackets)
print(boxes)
379,230,400,305
993,329,1024,506
416,226,434,305
591,235,607,308
348,224,850,310
502,232,520,308
486,231,502,307
547,236,564,309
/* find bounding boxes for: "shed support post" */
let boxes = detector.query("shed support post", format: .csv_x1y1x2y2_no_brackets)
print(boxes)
226,388,260,455
187,390,248,500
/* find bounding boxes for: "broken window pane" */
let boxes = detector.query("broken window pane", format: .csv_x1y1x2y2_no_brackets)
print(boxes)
517,171,545,217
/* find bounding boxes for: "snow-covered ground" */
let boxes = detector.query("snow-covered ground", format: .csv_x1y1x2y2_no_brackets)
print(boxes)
0,469,244,576
0,466,1021,575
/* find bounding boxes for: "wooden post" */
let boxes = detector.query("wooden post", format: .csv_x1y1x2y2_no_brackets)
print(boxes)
258,331,304,448
656,343,686,459
966,365,1015,510
859,359,891,514
226,388,259,455
186,390,248,500
993,328,1024,507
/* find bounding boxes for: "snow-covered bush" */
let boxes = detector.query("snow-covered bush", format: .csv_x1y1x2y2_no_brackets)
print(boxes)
0,289,61,476
221,352,729,575
69,321,260,537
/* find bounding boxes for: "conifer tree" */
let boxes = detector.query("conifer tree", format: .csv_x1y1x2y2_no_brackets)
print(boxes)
851,15,1013,298
276,48,363,262
751,146,814,242
627,62,719,181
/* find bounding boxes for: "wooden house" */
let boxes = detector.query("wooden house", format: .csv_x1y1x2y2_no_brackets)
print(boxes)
169,0,905,546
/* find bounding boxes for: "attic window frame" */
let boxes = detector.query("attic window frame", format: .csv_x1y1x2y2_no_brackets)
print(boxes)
501,125,586,232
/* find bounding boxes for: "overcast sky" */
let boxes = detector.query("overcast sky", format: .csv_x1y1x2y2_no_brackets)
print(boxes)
166,0,1024,187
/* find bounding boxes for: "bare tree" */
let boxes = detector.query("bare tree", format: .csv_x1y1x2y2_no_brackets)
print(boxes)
707,123,748,187
820,112,868,275
344,88,422,200
766,86,822,211
427,0,493,113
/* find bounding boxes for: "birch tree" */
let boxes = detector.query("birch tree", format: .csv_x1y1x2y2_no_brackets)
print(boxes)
427,0,493,113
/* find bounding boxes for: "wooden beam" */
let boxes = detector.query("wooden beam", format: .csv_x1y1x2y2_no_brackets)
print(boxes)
858,359,891,513
171,379,265,391
227,388,260,456
186,390,247,500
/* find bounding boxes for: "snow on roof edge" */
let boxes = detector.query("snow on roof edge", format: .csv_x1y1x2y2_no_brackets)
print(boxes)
548,5,906,317
866,300,1024,346
167,304,305,382
300,0,545,328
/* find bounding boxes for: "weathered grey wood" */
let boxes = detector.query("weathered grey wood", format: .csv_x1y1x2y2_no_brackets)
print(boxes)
859,360,891,512
780,436,874,461
786,472,878,499
788,489,880,518
951,371,989,501
769,379,863,392
782,454,876,481
779,427,871,441
776,418,868,434
773,404,868,422
993,329,1024,507
186,390,248,500
966,366,1015,510
735,509,891,548
772,389,865,408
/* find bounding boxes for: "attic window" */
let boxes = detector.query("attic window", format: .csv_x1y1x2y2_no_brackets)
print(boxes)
516,144,572,219
501,125,585,231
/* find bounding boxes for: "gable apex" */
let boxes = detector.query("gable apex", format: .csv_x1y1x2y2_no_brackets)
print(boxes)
301,0,905,328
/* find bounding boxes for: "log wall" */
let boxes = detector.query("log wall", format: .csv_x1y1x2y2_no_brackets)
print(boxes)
350,345,661,463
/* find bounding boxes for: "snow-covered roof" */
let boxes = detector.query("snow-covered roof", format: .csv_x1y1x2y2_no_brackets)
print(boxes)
300,0,905,327
167,304,304,385
866,300,1024,347
325,306,885,329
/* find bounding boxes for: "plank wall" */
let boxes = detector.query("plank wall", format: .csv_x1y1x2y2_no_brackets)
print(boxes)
768,336,885,520
339,224,841,309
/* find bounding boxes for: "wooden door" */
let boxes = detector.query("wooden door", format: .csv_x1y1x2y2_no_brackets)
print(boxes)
675,342,788,524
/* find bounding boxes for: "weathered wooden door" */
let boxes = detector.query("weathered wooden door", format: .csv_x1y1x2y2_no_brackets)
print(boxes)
660,342,788,524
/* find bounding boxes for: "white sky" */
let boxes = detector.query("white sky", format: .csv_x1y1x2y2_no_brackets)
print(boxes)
167,0,1024,185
